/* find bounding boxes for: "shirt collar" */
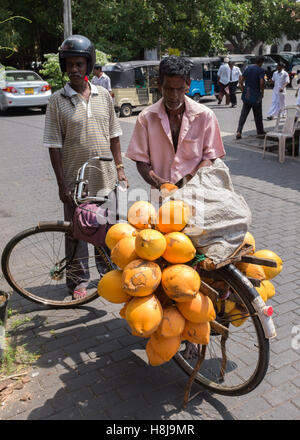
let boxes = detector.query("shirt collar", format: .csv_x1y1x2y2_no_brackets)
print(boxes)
62,81,99,97
148,95,206,119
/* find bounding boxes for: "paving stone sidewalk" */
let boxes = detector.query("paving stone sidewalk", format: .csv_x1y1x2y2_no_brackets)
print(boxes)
0,114,300,420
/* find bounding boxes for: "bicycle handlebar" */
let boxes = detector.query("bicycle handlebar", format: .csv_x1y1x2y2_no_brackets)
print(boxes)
96,156,114,162
74,156,122,205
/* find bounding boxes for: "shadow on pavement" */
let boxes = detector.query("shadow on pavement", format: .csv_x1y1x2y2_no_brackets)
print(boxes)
2,297,236,420
0,108,44,117
223,134,300,192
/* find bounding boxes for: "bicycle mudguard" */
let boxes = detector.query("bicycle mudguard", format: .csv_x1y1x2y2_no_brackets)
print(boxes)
223,264,276,339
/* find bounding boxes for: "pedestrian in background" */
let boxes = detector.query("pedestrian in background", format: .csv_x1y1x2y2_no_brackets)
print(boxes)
267,62,290,120
229,61,242,108
236,56,265,139
91,63,112,95
295,78,300,104
295,78,300,117
217,57,231,105
44,35,127,300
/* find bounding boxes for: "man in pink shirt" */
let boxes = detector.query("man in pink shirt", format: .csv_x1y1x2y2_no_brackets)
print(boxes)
126,56,225,188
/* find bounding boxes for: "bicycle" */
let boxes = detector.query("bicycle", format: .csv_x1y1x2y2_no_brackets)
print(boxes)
1,156,277,400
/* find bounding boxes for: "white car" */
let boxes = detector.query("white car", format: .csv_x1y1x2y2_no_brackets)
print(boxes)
0,70,52,113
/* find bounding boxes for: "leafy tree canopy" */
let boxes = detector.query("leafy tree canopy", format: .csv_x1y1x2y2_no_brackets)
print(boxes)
0,0,300,68
223,0,300,53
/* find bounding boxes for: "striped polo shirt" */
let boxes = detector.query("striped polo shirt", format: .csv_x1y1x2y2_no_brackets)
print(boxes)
43,82,122,197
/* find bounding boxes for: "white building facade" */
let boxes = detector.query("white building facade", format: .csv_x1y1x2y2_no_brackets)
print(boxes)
256,36,300,55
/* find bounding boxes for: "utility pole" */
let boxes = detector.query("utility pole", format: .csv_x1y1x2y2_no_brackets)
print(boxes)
63,0,72,39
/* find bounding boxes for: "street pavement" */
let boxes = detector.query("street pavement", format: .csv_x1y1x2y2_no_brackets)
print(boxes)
0,89,299,420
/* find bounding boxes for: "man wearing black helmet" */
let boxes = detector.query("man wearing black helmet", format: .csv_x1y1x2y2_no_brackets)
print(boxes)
43,35,127,299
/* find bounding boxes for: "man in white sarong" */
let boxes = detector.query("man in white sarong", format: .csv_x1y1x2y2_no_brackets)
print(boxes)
267,62,290,120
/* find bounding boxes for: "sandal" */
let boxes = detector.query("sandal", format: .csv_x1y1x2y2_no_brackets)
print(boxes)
73,288,87,300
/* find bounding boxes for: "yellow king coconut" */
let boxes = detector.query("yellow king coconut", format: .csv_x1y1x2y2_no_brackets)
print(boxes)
157,200,190,233
253,249,283,280
97,270,131,304
161,264,201,302
157,305,186,338
162,232,196,264
125,294,163,337
105,223,136,250
243,231,256,253
110,236,138,269
261,280,276,300
135,229,167,261
122,259,162,297
127,201,156,230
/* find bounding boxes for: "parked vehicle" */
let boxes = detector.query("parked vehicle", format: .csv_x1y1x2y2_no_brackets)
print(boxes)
102,61,160,117
0,89,7,112
265,53,300,88
0,70,51,113
245,55,277,72
278,52,300,73
185,57,221,102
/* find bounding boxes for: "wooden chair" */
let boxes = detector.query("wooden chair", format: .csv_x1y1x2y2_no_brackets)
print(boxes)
262,105,299,163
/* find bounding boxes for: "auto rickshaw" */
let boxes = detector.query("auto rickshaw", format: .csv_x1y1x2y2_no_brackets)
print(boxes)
185,57,221,102
102,61,160,117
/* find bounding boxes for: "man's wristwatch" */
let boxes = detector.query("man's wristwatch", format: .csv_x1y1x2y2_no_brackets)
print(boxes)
116,164,124,170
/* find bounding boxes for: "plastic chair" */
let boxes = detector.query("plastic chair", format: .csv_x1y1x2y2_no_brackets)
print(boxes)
262,105,299,163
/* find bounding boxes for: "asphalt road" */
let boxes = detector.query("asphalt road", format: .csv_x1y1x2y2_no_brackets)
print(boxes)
0,88,300,420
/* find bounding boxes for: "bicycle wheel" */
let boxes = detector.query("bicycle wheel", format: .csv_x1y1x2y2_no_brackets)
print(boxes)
173,264,270,396
1,222,115,308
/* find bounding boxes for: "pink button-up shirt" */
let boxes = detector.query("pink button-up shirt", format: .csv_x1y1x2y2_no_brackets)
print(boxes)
126,96,225,184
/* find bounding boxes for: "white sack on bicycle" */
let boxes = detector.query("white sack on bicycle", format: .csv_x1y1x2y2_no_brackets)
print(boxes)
166,158,252,264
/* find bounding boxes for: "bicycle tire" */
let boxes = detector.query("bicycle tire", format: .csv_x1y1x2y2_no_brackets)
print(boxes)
173,264,270,396
1,221,115,308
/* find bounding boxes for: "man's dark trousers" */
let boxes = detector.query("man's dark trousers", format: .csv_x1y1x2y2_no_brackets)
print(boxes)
229,81,238,106
237,101,264,134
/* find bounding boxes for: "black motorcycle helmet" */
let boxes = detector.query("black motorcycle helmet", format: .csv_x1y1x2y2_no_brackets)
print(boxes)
58,35,96,75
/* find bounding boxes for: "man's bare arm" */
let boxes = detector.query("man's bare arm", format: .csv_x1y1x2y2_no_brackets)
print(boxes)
260,77,265,97
198,159,213,168
239,76,245,92
49,148,73,204
110,136,128,187
136,162,169,189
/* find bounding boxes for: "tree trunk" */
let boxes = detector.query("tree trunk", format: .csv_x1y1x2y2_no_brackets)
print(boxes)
228,34,258,54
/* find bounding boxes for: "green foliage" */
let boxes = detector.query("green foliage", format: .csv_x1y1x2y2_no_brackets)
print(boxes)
95,49,110,66
39,53,66,91
223,0,300,53
0,12,32,59
0,0,62,67
0,337,40,376
72,0,160,60
1,0,300,66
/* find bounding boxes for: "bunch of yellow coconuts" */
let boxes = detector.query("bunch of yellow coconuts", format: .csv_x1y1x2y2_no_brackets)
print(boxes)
97,192,215,366
97,184,283,365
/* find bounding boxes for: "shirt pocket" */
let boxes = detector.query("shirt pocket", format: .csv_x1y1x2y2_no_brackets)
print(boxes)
180,139,202,161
